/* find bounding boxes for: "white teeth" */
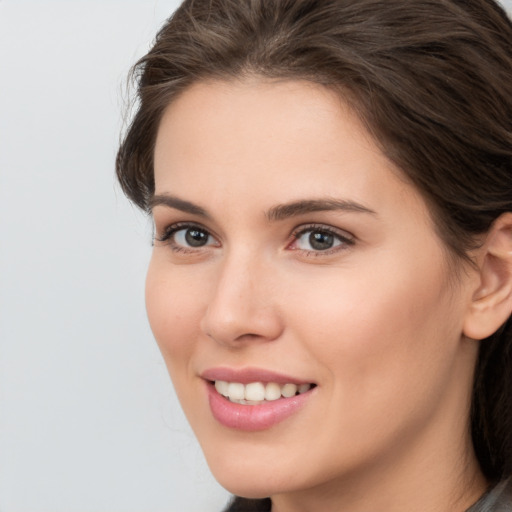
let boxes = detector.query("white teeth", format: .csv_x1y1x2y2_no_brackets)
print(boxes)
227,382,245,401
298,383,311,394
245,382,265,401
215,380,229,396
265,382,282,401
281,383,298,398
214,380,312,404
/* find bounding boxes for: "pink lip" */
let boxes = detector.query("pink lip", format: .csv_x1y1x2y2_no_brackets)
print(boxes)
201,366,313,385
201,367,316,431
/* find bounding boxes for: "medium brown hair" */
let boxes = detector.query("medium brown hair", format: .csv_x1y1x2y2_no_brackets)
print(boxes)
116,0,512,481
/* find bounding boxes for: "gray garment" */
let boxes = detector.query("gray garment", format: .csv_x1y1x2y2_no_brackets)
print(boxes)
226,478,512,512
467,479,512,512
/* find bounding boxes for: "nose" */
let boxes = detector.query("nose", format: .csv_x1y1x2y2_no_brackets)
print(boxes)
200,250,284,347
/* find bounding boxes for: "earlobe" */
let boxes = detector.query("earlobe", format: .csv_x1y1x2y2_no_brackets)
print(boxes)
463,213,512,341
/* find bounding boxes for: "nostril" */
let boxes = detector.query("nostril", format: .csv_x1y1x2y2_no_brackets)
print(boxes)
234,332,264,342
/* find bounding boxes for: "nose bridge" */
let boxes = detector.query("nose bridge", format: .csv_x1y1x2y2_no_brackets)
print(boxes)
201,245,282,345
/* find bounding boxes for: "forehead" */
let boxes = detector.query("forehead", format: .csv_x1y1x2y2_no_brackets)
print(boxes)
153,79,428,224
154,79,352,161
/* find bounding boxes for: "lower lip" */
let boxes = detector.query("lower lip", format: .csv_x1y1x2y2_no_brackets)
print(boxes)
206,382,313,431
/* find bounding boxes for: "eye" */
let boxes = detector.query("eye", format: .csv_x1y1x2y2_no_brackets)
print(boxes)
289,225,354,253
175,226,212,247
157,223,219,250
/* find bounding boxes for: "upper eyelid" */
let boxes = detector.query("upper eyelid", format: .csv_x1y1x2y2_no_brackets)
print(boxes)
156,223,224,254
157,221,212,235
154,221,356,248
287,224,357,256
291,223,355,240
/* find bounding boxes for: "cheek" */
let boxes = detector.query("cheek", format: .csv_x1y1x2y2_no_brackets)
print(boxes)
145,256,218,442
285,249,461,401
274,253,467,471
145,256,205,371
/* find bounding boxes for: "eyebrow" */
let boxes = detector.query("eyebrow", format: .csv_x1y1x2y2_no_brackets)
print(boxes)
149,194,376,221
266,198,376,221
149,194,211,218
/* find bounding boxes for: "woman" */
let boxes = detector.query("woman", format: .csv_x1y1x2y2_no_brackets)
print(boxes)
116,0,512,510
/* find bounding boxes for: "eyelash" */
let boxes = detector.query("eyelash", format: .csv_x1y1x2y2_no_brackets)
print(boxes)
288,224,355,256
155,222,217,253
155,222,355,256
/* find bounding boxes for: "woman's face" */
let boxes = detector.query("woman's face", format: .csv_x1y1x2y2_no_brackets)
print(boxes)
147,80,480,500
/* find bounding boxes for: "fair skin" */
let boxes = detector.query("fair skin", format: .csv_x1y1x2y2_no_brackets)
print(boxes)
147,79,493,512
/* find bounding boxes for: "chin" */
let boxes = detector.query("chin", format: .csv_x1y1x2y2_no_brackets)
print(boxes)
201,445,297,499
215,473,287,500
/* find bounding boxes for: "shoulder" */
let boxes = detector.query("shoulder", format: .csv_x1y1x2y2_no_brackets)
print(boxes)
223,480,512,512
467,478,512,512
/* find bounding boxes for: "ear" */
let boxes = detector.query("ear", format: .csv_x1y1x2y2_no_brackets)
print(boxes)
463,213,512,340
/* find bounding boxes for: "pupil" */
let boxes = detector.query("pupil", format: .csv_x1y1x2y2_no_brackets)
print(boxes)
309,231,334,250
185,228,208,247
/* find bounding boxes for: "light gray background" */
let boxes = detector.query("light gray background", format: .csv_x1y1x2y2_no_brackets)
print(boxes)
0,1,229,511
1,1,511,512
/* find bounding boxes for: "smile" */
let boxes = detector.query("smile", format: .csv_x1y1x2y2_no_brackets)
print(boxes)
214,380,313,404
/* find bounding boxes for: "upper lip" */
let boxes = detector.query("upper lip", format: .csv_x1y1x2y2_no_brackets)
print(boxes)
201,366,314,385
